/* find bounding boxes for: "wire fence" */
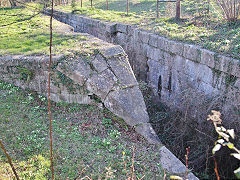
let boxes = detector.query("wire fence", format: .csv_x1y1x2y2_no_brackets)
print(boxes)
63,0,222,20
0,0,227,21
72,0,179,18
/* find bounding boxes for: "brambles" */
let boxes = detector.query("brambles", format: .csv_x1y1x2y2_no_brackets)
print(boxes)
140,79,240,179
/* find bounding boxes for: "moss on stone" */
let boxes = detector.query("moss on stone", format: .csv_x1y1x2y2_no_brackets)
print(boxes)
225,74,237,88
212,69,221,88
214,54,221,69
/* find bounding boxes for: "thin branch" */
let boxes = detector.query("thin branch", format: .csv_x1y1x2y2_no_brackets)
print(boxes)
122,152,129,178
185,147,190,180
49,0,54,179
195,128,215,141
0,139,20,180
205,145,209,175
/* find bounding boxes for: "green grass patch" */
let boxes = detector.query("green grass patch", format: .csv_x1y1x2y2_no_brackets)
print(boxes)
0,6,93,55
1,3,239,59
0,80,164,179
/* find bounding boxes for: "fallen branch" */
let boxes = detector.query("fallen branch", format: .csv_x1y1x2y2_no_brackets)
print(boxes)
0,139,19,180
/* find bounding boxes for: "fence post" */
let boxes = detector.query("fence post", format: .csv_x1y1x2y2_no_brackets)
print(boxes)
81,0,82,7
127,0,129,15
107,0,108,10
157,0,159,18
176,0,180,20
91,0,93,8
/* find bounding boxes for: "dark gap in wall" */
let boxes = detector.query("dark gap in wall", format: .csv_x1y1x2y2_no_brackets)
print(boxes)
112,31,117,37
88,94,102,103
158,75,162,98
168,73,172,93
146,63,149,79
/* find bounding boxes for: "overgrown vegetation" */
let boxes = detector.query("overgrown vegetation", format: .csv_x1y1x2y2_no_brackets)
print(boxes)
139,80,240,179
0,80,165,179
208,110,240,179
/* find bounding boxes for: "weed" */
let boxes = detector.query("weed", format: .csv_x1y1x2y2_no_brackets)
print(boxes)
0,155,50,179
208,110,240,179
109,129,121,140
102,117,113,128
38,94,46,102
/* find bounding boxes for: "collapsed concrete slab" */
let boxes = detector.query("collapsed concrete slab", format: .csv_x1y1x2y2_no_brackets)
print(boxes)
0,33,160,145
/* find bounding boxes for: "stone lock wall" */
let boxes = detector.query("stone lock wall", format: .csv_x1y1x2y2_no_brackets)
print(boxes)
0,35,160,144
0,54,93,104
46,9,240,115
0,50,198,180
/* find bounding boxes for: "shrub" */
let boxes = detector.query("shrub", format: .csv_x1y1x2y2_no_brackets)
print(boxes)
215,0,240,22
208,110,240,179
0,155,50,179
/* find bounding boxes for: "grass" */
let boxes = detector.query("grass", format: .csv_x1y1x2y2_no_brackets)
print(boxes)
1,3,239,59
56,0,240,60
0,80,165,179
0,6,94,55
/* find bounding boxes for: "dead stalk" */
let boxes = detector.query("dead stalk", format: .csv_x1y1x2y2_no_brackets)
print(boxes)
131,147,136,180
163,169,166,180
185,147,190,180
214,157,220,180
0,139,19,180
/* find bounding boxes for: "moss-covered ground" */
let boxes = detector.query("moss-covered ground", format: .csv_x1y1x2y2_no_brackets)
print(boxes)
0,80,165,179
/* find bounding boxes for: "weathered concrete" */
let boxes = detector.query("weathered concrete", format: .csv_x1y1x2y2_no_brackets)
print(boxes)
159,146,199,180
0,33,160,145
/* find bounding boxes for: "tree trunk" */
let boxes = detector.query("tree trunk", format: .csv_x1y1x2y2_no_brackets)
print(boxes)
176,0,181,21
9,0,17,7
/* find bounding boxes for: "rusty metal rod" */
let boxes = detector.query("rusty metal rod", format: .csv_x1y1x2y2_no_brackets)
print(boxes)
49,0,54,179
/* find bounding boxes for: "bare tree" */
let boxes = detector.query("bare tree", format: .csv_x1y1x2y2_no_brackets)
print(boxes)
216,0,240,22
